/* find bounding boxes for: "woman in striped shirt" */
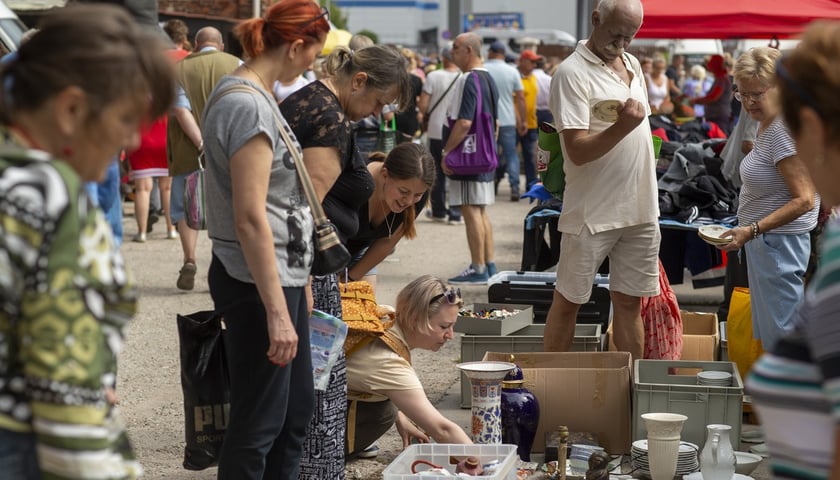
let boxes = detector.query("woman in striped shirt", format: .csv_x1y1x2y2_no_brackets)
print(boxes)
717,46,819,352
746,21,840,480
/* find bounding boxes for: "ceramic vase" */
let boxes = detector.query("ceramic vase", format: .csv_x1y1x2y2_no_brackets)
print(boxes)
457,361,516,444
700,424,736,480
641,413,688,480
500,359,540,461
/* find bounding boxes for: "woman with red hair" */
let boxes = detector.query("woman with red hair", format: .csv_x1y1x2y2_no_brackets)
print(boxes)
689,54,733,134
201,0,329,478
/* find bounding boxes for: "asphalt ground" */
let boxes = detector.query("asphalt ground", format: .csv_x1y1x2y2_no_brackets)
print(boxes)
116,179,770,479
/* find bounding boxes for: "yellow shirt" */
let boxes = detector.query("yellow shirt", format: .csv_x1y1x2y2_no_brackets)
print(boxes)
521,73,538,130
346,325,422,402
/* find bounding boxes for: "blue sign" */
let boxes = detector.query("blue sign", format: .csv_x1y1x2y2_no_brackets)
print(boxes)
463,12,524,32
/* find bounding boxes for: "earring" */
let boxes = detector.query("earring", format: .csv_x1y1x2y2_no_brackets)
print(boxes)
62,145,74,157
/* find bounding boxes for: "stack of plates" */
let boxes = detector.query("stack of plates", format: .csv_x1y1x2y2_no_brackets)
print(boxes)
698,225,732,246
697,371,733,387
631,439,700,476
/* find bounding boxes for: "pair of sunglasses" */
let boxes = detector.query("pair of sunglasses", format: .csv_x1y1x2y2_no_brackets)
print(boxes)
430,287,461,305
298,6,329,31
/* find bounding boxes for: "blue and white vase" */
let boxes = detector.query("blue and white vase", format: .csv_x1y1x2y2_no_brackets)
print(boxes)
457,361,516,444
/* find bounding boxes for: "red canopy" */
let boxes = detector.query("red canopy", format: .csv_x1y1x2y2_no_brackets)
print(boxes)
637,0,840,39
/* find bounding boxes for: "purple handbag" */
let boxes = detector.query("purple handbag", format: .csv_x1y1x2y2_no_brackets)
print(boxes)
444,73,497,175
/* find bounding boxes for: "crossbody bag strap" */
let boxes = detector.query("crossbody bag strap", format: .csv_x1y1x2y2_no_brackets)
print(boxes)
204,83,328,226
426,73,461,117
273,105,330,227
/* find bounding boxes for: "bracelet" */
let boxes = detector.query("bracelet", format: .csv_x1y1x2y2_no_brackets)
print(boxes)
750,222,760,239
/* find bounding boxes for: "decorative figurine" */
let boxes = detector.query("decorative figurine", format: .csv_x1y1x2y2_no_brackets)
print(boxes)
586,449,612,480
558,425,569,480
454,456,484,476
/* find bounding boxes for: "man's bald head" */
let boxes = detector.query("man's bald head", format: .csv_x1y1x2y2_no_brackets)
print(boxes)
588,0,643,62
596,0,643,26
195,27,224,50
457,32,482,58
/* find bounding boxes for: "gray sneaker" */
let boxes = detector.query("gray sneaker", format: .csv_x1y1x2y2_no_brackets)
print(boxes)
177,262,197,291
357,443,379,459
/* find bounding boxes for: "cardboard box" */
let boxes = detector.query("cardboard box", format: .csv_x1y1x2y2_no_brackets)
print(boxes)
679,310,719,361
482,351,632,454
454,303,533,336
605,310,719,362
459,324,603,408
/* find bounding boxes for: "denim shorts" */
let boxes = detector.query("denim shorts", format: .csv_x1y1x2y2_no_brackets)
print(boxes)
169,172,190,224
0,428,40,478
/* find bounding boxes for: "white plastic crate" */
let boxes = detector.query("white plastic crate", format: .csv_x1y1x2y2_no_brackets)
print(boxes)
383,443,518,480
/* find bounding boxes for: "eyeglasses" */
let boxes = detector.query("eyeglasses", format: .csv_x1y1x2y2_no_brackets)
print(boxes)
430,287,461,305
298,6,329,30
776,57,824,118
733,89,769,103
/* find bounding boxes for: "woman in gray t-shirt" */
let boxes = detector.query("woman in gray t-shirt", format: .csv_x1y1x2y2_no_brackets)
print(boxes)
200,2,329,478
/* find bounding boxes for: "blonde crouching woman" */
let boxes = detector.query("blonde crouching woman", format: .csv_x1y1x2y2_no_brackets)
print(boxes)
344,275,472,458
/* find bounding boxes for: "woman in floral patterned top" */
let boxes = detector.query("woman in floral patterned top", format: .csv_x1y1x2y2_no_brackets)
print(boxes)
0,5,174,478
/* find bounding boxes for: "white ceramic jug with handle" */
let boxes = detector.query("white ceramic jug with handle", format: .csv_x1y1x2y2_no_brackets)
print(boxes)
700,424,737,480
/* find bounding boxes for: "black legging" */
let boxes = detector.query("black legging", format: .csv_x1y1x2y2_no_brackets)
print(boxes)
209,255,314,479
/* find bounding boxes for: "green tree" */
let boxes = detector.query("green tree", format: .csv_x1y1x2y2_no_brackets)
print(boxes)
355,29,379,45
324,0,348,30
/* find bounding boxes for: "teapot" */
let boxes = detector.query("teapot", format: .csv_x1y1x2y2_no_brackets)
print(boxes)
700,424,736,480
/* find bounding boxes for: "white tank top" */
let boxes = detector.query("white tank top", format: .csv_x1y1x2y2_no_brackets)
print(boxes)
645,73,668,109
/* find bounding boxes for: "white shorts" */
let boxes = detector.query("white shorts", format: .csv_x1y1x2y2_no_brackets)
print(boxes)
556,223,661,303
448,180,494,207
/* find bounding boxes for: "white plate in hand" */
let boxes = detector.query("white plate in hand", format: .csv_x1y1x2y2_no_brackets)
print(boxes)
698,225,732,245
592,99,621,122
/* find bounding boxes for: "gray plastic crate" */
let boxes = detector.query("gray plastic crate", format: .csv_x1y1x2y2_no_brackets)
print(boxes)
454,303,533,336
633,360,743,448
460,324,602,407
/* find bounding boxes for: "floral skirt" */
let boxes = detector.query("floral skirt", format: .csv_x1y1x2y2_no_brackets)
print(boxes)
298,274,346,480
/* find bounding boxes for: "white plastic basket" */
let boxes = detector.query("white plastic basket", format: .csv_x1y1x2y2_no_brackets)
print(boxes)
382,443,519,480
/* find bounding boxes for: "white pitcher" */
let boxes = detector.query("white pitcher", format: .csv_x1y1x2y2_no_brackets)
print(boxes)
700,424,736,480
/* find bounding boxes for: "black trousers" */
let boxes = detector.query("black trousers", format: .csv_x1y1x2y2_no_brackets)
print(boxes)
209,255,314,480
429,138,461,220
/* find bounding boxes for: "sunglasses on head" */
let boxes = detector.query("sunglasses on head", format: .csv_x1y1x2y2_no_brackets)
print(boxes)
430,287,461,305
298,6,329,31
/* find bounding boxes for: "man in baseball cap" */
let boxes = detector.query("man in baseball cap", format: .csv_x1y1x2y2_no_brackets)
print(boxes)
517,49,543,192
489,40,506,54
519,49,544,62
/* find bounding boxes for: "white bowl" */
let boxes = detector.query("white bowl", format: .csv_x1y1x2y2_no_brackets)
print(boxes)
734,451,763,475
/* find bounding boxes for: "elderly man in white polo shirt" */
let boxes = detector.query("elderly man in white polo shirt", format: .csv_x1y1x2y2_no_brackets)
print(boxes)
543,0,660,361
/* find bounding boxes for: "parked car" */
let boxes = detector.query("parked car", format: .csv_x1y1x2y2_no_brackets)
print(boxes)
0,0,26,55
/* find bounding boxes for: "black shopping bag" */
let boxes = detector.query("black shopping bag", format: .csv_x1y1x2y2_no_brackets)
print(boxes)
177,311,229,470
